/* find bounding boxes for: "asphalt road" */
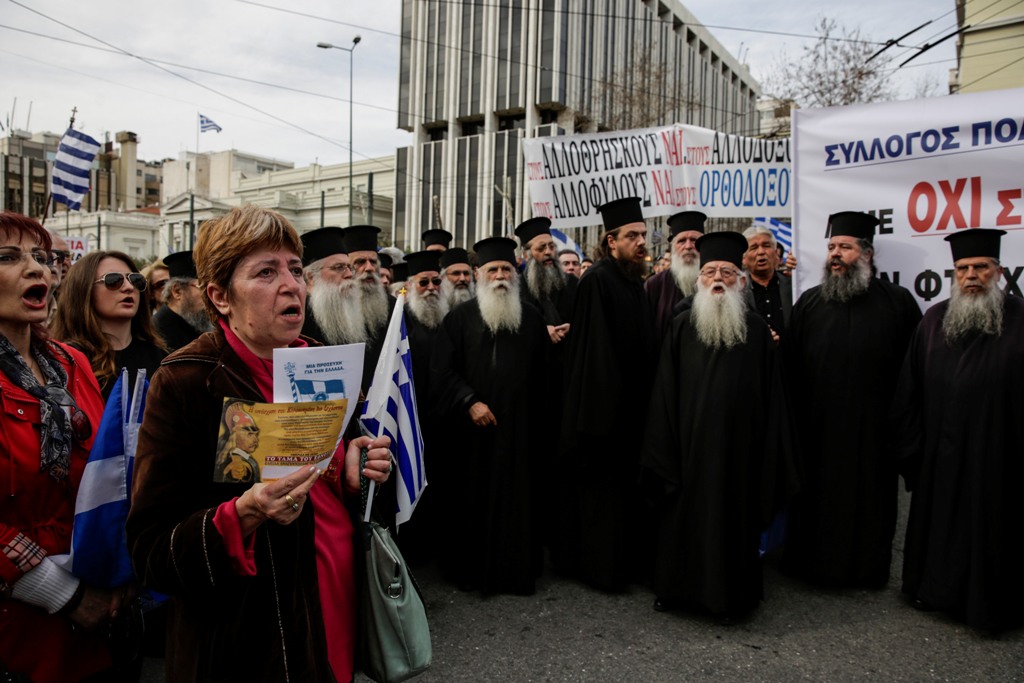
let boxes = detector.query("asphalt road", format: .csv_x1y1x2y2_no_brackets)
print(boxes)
145,489,1024,682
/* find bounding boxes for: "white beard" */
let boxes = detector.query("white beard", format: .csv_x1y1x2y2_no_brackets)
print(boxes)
820,255,872,303
942,279,1005,341
308,277,368,345
476,275,522,334
356,271,390,339
406,285,449,329
670,253,700,297
441,276,476,309
692,279,748,349
525,256,566,301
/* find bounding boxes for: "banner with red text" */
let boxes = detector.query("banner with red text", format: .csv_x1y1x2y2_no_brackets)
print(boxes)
521,124,791,229
793,87,1024,308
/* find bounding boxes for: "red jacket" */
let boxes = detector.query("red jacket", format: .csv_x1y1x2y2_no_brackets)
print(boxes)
0,341,111,682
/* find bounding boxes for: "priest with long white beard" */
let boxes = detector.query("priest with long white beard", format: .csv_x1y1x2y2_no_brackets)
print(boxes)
641,230,797,621
645,210,706,339
439,247,475,309
432,237,550,596
301,227,368,348
514,217,577,345
894,228,1024,633
342,224,396,393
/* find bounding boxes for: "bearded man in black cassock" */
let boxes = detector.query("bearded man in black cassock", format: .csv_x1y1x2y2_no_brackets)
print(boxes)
515,217,578,346
431,237,550,595
893,228,1024,633
559,197,657,591
785,211,921,588
641,231,797,619
644,210,705,340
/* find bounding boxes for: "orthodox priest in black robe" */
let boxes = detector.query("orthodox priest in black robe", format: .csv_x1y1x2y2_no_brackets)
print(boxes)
644,210,705,340
893,228,1024,633
785,212,921,587
559,197,657,591
152,251,210,352
431,238,550,595
641,232,798,618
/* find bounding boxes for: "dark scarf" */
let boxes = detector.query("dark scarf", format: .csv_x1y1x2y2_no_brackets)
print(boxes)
0,335,74,481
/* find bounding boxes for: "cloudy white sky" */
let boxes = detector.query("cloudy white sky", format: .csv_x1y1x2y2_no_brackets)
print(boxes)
1,0,959,168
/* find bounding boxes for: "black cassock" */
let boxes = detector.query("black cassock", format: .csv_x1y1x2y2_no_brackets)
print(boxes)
431,299,550,594
520,274,578,328
559,258,657,590
641,309,797,616
893,295,1024,632
301,295,396,396
785,278,921,586
152,305,202,353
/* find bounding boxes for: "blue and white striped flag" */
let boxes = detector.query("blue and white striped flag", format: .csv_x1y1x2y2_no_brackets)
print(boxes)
550,227,584,258
754,217,793,257
199,113,222,133
359,293,426,527
294,378,346,402
55,369,146,587
50,128,100,211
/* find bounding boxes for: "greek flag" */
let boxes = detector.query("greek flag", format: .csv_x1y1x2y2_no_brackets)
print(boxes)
359,293,426,527
56,369,146,587
50,128,100,211
754,217,793,256
551,227,584,258
294,378,346,402
199,113,222,133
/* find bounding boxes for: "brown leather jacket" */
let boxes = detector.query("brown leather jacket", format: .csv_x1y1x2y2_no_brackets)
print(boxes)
127,329,337,682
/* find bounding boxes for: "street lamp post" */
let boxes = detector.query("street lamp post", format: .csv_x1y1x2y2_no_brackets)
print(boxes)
317,36,361,225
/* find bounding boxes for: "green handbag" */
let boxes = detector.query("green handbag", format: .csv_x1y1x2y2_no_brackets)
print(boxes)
357,474,432,683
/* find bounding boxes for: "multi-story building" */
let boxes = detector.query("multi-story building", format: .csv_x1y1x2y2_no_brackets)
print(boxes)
393,0,761,250
952,0,1024,93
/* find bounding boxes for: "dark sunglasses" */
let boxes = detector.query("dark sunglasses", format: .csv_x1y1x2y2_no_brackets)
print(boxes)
50,249,71,264
94,272,148,291
417,277,443,288
45,385,93,442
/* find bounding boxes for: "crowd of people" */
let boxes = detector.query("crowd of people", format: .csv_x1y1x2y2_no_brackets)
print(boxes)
0,196,1019,681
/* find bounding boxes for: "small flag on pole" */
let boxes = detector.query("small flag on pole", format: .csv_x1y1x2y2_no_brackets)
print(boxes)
50,128,101,211
551,227,584,258
359,293,426,527
199,113,222,133
754,217,793,257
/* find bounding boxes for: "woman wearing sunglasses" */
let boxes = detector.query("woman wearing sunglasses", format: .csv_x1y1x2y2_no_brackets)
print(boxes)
0,212,128,681
51,251,166,401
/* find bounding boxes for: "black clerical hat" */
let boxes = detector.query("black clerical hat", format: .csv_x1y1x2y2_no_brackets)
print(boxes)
473,237,517,266
163,251,197,279
405,250,442,276
598,197,644,232
827,212,878,242
378,252,393,270
342,225,381,253
300,227,346,266
696,231,747,268
439,247,470,269
514,217,552,247
945,228,1006,261
421,229,452,249
391,262,409,283
667,211,707,239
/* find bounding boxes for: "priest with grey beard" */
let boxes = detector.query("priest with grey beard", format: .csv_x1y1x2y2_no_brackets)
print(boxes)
431,237,550,595
644,210,705,339
641,231,797,620
785,211,921,589
894,228,1024,633
300,227,369,348
152,250,213,352
514,216,578,345
439,247,475,309
342,224,396,393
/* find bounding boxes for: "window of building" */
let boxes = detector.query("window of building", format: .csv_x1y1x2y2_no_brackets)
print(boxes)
497,113,525,131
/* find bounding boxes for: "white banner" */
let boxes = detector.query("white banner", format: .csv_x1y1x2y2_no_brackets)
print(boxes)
793,88,1024,308
522,124,791,229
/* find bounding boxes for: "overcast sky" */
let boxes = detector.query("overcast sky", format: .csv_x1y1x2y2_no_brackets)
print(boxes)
1,0,959,168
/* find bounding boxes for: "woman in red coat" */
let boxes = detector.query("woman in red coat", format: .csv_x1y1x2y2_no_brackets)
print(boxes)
0,212,127,682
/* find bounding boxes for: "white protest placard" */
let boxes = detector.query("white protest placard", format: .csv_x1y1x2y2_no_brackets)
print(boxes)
66,236,89,264
272,343,365,437
793,88,1024,308
521,123,791,229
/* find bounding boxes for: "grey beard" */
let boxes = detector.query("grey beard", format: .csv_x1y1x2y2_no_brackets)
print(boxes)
476,275,522,334
308,278,368,345
820,256,872,303
692,280,748,349
670,253,700,297
441,277,476,309
406,286,448,329
943,280,1004,341
525,256,566,302
182,306,214,334
357,272,390,339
